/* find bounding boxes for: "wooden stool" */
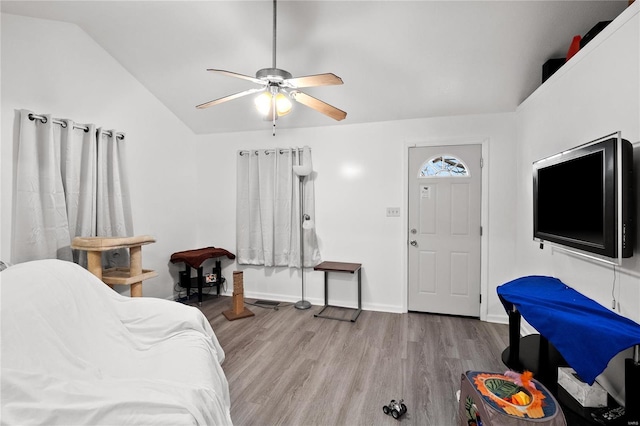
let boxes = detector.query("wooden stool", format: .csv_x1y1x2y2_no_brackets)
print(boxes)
71,235,157,297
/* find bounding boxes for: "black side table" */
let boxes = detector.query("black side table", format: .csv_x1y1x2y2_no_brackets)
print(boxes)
313,261,362,322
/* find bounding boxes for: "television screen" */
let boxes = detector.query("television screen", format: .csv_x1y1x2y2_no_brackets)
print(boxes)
537,150,605,246
533,135,634,259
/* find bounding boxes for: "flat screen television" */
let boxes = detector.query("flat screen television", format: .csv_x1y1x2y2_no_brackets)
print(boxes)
533,134,634,259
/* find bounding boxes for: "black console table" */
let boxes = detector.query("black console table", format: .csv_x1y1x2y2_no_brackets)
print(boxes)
502,309,626,425
498,276,640,425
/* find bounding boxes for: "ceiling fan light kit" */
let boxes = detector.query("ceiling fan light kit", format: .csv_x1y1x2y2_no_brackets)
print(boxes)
254,87,292,117
196,0,346,135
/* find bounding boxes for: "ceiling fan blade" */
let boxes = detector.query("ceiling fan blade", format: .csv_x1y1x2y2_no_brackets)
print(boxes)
286,73,343,88
290,91,347,121
196,88,263,109
206,69,266,85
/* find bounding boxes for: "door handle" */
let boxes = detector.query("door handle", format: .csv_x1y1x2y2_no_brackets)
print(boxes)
410,240,418,247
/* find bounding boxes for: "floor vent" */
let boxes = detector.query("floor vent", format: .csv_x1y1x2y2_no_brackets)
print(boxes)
254,300,280,306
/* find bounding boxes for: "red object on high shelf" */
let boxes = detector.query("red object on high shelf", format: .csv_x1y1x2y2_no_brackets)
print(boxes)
170,247,236,305
566,35,582,61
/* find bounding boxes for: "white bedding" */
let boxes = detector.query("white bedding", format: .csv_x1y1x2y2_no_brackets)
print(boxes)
1,259,232,425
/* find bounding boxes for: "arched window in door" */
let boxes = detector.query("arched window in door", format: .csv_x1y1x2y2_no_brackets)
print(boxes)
419,155,469,177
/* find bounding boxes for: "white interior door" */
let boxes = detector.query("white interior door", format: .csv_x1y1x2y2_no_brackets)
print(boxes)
408,145,482,317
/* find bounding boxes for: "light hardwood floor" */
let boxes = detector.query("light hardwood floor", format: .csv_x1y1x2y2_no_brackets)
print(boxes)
195,295,509,426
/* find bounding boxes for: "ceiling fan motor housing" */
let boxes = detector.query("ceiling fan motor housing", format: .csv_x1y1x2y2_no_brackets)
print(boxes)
256,68,292,83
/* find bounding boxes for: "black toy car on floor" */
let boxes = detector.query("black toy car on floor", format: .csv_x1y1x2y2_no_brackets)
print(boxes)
383,399,407,420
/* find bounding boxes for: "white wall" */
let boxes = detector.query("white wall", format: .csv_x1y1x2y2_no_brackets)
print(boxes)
516,4,639,320
515,3,640,403
1,12,519,315
1,14,198,299
195,112,518,319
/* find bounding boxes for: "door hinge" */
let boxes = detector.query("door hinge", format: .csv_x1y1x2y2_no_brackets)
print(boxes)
480,226,483,236
479,294,482,303
480,157,484,168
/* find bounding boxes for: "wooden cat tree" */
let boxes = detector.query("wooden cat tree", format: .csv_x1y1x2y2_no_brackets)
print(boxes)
222,271,254,321
71,235,157,297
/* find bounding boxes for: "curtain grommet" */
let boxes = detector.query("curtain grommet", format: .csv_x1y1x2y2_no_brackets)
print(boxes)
26,113,47,124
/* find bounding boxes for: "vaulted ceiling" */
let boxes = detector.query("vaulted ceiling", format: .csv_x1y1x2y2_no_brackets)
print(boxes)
1,1,629,134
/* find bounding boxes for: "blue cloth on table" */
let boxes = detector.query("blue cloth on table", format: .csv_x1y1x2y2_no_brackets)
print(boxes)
497,275,640,385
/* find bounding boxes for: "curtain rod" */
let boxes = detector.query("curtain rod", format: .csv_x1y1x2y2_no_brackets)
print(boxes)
238,147,310,156
28,113,125,141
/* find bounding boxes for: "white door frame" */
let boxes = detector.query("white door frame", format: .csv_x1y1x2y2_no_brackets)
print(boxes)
402,137,490,321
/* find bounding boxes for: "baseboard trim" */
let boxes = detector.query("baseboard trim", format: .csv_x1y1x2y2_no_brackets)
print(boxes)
235,291,405,314
485,313,509,325
181,290,508,319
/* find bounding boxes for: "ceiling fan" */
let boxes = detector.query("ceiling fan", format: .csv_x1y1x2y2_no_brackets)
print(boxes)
196,0,347,134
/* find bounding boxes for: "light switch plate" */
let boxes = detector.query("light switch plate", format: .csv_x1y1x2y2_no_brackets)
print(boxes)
386,207,400,217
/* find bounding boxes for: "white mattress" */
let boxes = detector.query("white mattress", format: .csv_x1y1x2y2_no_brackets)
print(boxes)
1,259,232,425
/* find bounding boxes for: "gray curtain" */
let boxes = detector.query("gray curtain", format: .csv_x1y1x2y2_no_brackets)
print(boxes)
236,146,321,267
12,110,133,266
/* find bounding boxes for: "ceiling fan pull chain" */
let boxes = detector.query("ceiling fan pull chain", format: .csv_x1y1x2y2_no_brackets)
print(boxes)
272,91,277,136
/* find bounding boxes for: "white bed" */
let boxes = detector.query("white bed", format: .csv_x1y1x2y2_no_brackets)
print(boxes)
1,259,232,425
